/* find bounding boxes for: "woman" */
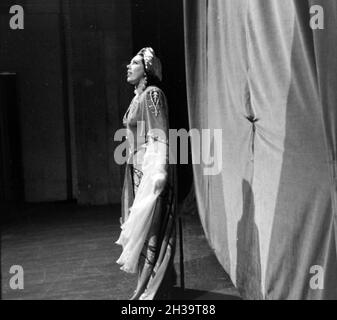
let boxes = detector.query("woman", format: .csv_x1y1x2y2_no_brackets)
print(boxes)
116,47,177,300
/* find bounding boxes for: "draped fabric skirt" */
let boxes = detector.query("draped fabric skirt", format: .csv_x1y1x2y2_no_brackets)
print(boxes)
120,162,177,300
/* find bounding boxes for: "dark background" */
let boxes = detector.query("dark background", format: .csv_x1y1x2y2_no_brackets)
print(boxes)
0,0,192,214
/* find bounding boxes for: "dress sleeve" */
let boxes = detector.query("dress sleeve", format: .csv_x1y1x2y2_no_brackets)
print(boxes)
142,88,169,181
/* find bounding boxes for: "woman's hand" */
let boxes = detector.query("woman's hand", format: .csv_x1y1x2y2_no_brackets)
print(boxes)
152,172,167,195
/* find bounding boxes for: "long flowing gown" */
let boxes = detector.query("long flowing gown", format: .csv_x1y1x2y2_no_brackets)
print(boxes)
116,85,177,300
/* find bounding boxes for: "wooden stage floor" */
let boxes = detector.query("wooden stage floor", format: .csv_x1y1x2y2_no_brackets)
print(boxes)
1,203,240,300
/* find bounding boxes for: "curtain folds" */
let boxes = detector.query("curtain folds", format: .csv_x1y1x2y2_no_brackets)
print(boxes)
184,0,337,299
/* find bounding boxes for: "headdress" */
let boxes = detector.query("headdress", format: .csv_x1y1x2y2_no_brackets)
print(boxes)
137,47,162,82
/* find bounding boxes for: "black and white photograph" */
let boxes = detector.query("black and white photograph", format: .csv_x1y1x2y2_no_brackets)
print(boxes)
0,0,336,304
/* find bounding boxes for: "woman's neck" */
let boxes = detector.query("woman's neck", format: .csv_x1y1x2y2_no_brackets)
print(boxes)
134,85,143,96
134,78,147,96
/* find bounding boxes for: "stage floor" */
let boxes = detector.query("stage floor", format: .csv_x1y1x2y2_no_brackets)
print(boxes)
1,203,240,300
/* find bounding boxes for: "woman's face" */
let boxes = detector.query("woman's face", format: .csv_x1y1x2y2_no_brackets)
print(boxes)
126,55,145,85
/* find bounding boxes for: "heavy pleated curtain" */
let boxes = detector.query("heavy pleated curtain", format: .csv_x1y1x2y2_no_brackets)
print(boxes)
183,0,337,299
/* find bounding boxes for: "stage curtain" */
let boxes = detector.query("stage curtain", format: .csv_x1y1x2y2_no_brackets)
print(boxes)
183,0,337,299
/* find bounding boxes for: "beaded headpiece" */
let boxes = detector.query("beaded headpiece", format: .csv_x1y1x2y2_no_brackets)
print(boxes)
137,47,162,82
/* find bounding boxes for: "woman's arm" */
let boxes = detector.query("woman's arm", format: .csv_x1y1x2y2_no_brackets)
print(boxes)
142,87,169,194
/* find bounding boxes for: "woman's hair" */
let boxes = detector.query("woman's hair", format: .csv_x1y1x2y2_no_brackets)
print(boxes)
137,48,162,89
143,66,162,89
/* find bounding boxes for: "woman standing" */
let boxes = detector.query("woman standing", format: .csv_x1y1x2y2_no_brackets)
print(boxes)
116,48,176,300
